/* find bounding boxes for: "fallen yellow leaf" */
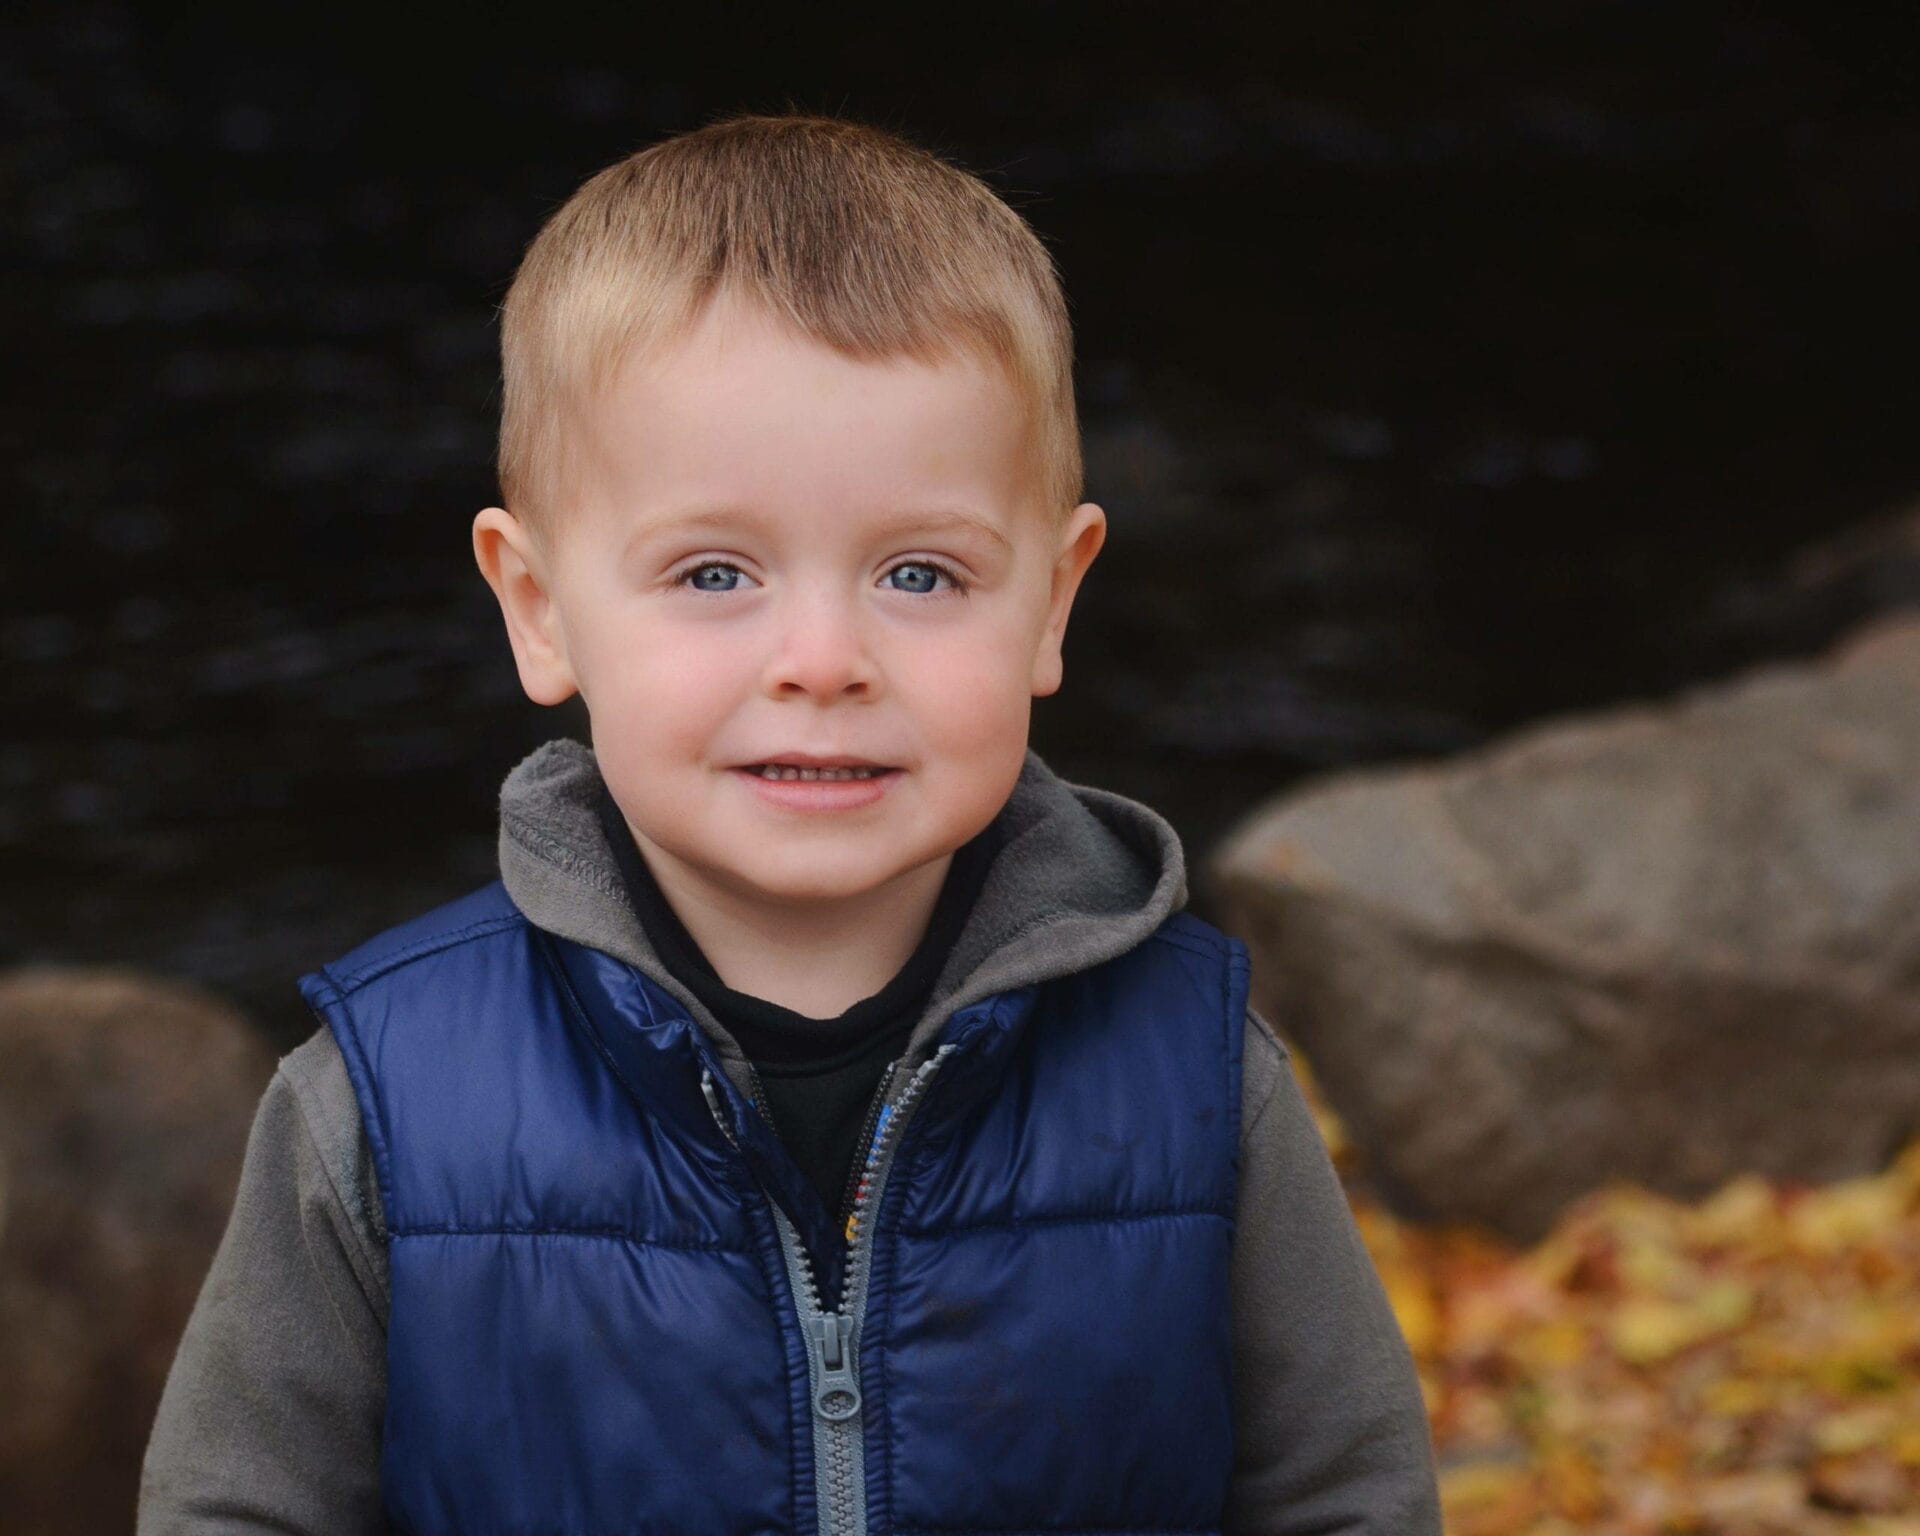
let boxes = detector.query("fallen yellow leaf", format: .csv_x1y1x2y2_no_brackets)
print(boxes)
1814,1402,1902,1456
1786,1176,1908,1254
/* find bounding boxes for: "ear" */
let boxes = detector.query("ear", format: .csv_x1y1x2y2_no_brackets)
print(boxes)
1030,502,1107,698
471,507,580,706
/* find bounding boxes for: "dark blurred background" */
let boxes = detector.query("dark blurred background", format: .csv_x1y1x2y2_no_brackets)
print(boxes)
7,1,1919,1050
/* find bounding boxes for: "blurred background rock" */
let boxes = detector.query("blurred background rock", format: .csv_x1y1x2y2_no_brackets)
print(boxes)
0,969,270,1535
1210,610,1920,1244
4,2,1918,1532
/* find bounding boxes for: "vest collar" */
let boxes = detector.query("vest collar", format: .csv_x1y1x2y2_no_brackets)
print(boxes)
538,917,1037,1291
536,924,840,1268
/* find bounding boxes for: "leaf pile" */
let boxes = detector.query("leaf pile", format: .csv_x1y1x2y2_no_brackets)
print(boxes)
1290,1051,1920,1535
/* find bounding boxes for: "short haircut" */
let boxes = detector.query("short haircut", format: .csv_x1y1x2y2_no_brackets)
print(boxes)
496,110,1082,549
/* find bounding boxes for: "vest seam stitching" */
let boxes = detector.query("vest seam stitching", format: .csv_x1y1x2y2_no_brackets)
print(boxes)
386,1226,752,1251
303,982,403,1256
1223,939,1248,1232
895,1204,1231,1240
277,1060,392,1324
327,912,525,993
532,927,665,1099
1147,923,1229,963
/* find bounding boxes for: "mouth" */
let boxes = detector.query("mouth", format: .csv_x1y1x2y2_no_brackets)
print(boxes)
734,762,901,783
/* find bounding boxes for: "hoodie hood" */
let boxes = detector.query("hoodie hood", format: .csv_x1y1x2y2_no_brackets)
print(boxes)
496,737,1187,1101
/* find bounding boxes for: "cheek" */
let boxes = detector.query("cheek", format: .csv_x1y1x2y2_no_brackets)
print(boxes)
576,617,743,756
900,630,1033,743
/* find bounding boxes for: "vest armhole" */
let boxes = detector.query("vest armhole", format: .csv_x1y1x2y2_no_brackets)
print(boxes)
1222,936,1252,1216
301,973,402,1248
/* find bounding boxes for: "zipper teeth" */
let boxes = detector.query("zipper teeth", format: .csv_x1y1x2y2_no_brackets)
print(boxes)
745,1062,831,1316
703,1064,832,1312
842,1044,955,1302
701,1045,957,1319
704,1040,959,1536
839,1059,901,1237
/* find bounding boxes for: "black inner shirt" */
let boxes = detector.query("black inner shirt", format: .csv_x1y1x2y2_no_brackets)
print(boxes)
594,779,1002,1230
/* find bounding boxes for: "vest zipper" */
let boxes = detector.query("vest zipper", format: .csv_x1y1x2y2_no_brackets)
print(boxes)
737,1058,900,1264
838,1061,901,1252
702,1042,958,1536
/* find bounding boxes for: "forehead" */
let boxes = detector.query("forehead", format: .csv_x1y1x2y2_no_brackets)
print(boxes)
577,292,1037,527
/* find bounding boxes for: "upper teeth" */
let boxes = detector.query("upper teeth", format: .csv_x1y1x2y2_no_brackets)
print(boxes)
750,765,883,781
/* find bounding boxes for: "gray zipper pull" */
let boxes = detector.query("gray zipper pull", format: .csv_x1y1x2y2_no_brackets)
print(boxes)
808,1313,861,1421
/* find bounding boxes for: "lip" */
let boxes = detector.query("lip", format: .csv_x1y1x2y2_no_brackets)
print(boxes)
730,763,900,813
735,753,896,769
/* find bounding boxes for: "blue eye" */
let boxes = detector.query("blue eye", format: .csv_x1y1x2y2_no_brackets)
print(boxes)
885,560,965,595
677,562,748,592
673,559,966,596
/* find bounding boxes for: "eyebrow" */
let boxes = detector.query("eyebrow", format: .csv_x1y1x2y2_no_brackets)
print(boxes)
626,505,1014,557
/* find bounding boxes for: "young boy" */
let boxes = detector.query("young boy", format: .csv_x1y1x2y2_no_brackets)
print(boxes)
139,112,1441,1535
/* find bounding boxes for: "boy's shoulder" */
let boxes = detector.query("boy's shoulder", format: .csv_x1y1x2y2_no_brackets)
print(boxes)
1141,908,1245,963
1114,908,1252,1010
300,879,525,1002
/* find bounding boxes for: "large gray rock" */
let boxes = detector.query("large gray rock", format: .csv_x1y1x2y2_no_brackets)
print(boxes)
0,967,272,1536
1207,613,1920,1245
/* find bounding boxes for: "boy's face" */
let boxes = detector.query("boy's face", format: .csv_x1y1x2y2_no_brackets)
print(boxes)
474,289,1105,916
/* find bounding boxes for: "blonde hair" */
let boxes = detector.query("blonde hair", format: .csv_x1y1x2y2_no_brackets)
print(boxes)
496,110,1082,548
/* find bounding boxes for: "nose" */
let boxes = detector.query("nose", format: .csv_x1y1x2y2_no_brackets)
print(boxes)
760,580,881,700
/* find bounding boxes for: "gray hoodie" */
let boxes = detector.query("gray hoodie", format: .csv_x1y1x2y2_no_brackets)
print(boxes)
137,739,1441,1534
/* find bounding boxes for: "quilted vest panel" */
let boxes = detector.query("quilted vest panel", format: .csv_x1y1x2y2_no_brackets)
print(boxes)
298,881,1247,1535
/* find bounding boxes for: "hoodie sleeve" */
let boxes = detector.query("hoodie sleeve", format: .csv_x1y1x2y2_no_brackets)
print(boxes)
1225,1006,1443,1535
137,1027,389,1536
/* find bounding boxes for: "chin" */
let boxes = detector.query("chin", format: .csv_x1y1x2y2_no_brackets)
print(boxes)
741,852,919,901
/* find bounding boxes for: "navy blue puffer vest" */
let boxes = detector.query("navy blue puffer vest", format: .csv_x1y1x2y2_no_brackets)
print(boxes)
298,879,1248,1535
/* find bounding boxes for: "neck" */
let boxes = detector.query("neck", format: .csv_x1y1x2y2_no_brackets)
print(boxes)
627,830,954,1019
